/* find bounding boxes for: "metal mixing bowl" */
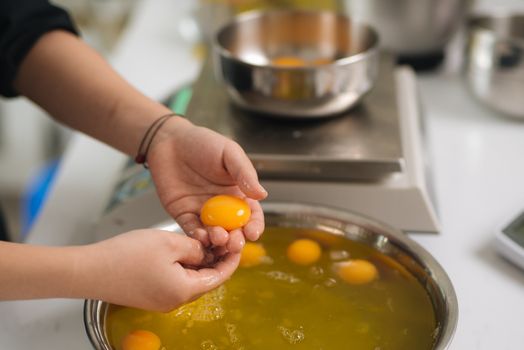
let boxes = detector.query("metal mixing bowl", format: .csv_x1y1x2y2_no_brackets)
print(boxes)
343,0,471,56
84,202,458,350
465,13,524,119
213,10,379,118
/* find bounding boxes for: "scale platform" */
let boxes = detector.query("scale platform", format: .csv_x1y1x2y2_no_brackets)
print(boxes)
93,56,439,241
187,56,404,181
254,66,441,232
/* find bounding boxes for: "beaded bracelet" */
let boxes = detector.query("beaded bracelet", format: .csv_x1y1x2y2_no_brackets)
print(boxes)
134,112,177,168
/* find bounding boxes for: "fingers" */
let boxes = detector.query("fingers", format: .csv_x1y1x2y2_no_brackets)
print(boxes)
208,226,229,246
202,229,244,260
223,142,268,200
176,212,210,246
243,198,265,241
169,234,206,266
185,253,241,295
227,229,245,253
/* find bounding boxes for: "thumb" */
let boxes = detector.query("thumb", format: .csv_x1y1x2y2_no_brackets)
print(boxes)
223,142,268,200
170,234,207,266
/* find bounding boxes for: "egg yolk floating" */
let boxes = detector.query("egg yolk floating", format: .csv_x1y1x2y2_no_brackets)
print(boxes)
121,329,161,350
200,195,251,231
107,227,438,350
336,259,378,285
271,56,307,67
240,242,266,268
286,238,322,265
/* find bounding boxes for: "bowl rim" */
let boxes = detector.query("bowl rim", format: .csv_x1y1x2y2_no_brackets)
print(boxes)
212,9,381,70
468,13,524,46
84,201,458,350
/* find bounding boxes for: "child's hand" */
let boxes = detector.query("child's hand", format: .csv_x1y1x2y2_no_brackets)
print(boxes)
147,117,267,253
77,229,239,312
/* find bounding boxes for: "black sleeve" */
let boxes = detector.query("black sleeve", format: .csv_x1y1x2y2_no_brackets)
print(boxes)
0,0,79,97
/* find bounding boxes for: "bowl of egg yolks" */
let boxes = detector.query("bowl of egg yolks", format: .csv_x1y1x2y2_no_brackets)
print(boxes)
84,202,457,350
213,10,379,118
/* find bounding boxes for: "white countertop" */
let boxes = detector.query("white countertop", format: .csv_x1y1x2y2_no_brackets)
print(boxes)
1,0,524,349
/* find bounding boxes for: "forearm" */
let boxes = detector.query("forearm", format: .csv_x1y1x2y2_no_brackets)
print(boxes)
13,30,174,156
0,241,111,301
0,241,82,300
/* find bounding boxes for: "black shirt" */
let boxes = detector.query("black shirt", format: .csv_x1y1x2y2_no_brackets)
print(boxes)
0,0,78,97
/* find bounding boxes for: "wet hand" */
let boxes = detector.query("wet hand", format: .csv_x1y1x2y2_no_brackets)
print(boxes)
81,229,240,312
147,117,267,253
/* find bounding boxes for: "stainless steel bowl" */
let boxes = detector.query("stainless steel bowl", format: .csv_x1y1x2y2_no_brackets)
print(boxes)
213,10,379,118
465,13,524,119
343,0,471,56
84,202,458,350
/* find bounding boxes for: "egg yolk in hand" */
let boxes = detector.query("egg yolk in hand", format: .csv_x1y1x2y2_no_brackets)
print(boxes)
286,238,322,265
240,242,266,267
200,195,251,231
121,329,161,350
336,259,378,285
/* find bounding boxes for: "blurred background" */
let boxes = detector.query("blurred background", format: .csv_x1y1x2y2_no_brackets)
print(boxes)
0,0,522,242
0,0,137,241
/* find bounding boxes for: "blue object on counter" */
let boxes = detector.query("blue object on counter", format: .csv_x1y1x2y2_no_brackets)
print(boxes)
21,159,60,238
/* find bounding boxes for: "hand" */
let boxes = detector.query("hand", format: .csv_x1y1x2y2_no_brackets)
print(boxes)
147,117,267,253
79,229,240,312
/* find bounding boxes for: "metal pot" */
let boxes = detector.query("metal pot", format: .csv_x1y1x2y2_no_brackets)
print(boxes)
343,0,471,56
84,202,458,350
465,13,524,119
213,10,379,118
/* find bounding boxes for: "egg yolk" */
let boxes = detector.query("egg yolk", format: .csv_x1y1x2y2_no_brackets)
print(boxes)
286,238,322,265
336,259,378,285
200,195,251,231
272,56,307,67
240,242,266,267
121,329,161,350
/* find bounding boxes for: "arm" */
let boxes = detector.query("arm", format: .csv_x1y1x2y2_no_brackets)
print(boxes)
14,30,167,156
0,241,82,300
14,30,267,250
0,230,240,312
1,3,265,309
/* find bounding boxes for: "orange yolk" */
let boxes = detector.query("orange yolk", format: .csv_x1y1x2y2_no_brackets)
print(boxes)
121,329,161,350
271,56,307,67
286,238,322,265
240,242,267,267
200,195,251,231
336,259,378,285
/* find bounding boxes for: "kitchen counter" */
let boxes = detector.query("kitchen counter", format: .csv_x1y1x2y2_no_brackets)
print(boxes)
1,0,524,349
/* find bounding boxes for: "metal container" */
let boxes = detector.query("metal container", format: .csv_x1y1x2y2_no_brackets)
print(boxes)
343,0,471,56
213,10,379,118
84,202,458,350
465,13,524,119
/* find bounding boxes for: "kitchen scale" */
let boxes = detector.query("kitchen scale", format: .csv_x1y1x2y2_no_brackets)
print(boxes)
94,54,439,241
186,53,439,232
